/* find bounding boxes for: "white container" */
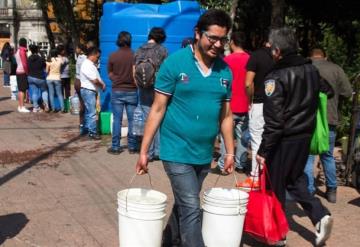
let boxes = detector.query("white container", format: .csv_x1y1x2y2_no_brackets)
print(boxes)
70,94,80,115
117,188,167,247
202,188,249,247
10,75,17,100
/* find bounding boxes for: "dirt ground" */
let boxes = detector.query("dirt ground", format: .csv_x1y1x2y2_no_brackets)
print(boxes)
0,75,359,247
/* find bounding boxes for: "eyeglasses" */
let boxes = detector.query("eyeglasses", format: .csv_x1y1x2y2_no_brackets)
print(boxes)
202,32,229,45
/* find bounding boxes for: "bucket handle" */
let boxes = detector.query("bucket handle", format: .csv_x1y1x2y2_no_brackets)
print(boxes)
213,172,239,188
212,173,244,214
125,173,153,212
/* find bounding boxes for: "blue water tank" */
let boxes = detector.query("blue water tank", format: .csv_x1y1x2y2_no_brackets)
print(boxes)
99,0,203,111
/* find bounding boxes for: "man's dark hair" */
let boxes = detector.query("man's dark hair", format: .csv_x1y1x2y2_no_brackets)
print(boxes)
57,44,66,54
77,43,87,54
195,9,232,33
116,31,132,47
29,44,39,54
148,27,166,44
47,48,58,62
230,31,246,49
268,27,298,56
87,46,100,56
19,38,27,47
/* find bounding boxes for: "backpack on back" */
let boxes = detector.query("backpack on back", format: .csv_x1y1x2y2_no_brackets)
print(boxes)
134,57,157,88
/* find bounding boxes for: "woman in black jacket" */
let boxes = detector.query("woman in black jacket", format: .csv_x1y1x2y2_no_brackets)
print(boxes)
28,44,49,112
1,42,12,87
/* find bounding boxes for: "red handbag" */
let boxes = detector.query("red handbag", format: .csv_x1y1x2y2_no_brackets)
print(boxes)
243,164,289,245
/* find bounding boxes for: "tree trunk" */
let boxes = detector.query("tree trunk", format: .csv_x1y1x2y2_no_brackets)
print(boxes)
49,0,79,49
271,0,285,28
38,0,55,49
12,0,19,50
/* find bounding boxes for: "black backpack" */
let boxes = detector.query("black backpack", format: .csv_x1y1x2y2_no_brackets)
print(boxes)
134,57,157,88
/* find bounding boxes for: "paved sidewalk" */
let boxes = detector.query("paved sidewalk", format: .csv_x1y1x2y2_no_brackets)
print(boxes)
0,79,359,246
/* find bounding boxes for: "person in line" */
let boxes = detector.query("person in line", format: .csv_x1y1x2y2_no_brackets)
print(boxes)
136,9,234,247
237,35,274,188
58,45,71,112
27,44,48,112
80,46,105,140
46,49,64,112
75,44,87,134
256,27,333,247
14,38,30,113
134,27,168,160
1,42,12,87
107,31,138,154
304,48,352,203
217,31,250,174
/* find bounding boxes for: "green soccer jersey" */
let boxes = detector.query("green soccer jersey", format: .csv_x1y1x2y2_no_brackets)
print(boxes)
154,46,232,165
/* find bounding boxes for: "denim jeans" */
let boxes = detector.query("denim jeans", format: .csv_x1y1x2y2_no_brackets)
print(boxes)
3,72,10,86
111,90,138,151
141,105,160,158
28,76,48,109
218,113,249,169
304,129,337,193
162,161,210,247
47,80,64,111
80,88,97,135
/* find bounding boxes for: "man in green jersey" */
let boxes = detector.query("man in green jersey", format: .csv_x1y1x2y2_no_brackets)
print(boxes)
135,9,234,247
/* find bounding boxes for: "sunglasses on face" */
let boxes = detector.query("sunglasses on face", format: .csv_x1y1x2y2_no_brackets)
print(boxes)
202,31,229,45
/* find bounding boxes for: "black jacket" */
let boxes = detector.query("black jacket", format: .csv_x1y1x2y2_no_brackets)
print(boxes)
257,54,332,160
28,54,46,79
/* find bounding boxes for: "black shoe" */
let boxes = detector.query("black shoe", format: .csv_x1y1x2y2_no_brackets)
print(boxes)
128,149,139,154
235,166,245,173
325,187,337,203
88,133,101,140
107,148,122,155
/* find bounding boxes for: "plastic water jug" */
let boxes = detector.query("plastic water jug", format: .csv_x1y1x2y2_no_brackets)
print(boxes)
70,94,80,115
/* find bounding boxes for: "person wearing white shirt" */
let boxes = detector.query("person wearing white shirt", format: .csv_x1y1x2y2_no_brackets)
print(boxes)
80,47,106,140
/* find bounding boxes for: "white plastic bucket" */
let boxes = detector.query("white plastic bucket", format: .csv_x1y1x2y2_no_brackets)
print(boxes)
202,188,249,247
10,75,17,100
117,188,167,247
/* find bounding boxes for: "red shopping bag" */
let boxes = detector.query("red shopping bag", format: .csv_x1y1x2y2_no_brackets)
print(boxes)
243,164,289,245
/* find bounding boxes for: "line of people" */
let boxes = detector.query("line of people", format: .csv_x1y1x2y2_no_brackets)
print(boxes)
3,38,71,113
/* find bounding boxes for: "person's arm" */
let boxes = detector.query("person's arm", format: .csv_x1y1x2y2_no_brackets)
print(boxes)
20,49,28,74
90,78,105,90
219,101,235,173
257,78,285,163
136,92,170,174
245,71,255,104
107,55,114,81
338,67,353,98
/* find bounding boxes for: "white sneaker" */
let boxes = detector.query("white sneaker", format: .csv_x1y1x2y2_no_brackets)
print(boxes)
32,107,43,113
315,215,333,246
18,106,30,113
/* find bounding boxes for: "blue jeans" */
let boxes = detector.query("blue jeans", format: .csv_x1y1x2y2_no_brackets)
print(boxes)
304,129,337,193
47,80,64,111
111,90,138,151
163,161,210,247
3,72,10,86
80,88,97,135
141,105,160,158
218,114,249,169
28,76,48,109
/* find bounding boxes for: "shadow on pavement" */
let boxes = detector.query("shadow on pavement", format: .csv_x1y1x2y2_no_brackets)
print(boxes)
0,135,82,187
0,97,10,102
0,110,12,116
0,213,29,245
348,197,360,207
286,201,314,246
